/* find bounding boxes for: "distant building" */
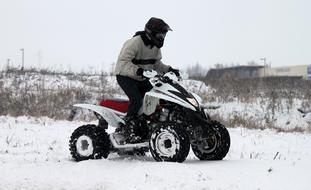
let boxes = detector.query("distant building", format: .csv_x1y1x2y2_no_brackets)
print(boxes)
206,65,264,79
206,65,311,80
261,65,311,80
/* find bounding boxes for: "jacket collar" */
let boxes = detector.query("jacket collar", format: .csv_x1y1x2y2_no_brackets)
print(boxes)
133,31,155,48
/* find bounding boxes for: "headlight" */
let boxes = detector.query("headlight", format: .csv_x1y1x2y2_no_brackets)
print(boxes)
186,98,199,107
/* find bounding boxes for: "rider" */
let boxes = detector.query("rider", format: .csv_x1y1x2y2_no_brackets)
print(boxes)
115,17,180,143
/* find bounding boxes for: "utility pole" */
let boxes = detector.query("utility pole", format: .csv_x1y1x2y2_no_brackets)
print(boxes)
110,62,115,76
20,48,24,71
260,57,267,66
261,57,267,77
38,50,42,69
6,58,11,72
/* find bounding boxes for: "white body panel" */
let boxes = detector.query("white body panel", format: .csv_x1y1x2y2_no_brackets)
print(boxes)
147,76,198,111
145,90,196,111
191,92,202,105
142,94,159,116
73,71,201,129
73,104,124,127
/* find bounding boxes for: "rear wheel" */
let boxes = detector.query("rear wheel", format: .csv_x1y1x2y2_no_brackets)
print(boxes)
149,123,190,163
191,120,230,160
69,124,110,161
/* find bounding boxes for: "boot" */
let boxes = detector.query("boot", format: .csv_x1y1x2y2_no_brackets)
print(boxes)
116,116,142,144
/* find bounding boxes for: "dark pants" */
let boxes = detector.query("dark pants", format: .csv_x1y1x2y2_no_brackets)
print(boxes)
116,75,153,117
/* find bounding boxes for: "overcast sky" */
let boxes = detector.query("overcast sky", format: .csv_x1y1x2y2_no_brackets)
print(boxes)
0,0,310,72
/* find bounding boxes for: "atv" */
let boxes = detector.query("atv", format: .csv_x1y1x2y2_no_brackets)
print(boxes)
69,71,230,163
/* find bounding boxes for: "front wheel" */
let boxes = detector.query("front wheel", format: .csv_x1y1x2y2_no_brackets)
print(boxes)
149,123,190,163
191,120,230,160
69,124,110,161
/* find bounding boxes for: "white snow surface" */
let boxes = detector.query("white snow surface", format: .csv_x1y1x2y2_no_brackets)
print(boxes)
1,116,311,190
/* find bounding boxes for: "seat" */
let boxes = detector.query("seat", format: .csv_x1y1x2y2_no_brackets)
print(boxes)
99,98,130,113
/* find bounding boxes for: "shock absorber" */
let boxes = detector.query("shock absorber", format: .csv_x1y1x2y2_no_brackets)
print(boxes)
159,108,169,122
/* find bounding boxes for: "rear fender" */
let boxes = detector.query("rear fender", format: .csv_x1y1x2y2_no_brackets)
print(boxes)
73,104,124,127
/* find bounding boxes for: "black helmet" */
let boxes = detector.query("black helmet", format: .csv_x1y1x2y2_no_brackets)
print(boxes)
145,17,172,33
145,17,172,48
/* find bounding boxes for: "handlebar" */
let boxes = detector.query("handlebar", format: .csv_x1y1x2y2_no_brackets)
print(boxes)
143,70,182,83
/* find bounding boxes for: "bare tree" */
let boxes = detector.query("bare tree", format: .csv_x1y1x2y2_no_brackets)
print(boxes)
187,62,208,78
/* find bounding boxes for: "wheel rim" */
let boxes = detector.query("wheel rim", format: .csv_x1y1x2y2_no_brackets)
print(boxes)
76,135,94,157
154,130,180,158
196,134,217,154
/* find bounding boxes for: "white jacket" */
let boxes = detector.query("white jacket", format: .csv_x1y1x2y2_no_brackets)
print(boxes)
115,35,170,81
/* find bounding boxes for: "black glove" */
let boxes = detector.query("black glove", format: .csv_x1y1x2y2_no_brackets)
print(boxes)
136,68,144,76
168,67,180,77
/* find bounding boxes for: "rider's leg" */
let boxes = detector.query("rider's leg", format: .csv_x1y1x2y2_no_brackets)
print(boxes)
116,75,143,117
116,75,144,143
136,78,153,96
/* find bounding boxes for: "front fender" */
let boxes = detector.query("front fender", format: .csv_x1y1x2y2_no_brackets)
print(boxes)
190,92,203,106
145,91,197,111
73,104,124,127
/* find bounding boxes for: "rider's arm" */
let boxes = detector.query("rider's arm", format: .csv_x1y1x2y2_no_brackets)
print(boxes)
153,49,171,74
115,38,140,77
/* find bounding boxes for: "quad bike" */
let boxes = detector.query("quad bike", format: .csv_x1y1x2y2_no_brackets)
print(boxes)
69,71,230,163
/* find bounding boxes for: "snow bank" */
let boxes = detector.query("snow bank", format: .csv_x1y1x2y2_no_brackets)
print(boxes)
2,71,310,131
207,99,311,131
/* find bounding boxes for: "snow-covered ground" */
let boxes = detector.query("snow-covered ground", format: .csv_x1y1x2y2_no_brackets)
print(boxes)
1,116,311,190
1,71,311,189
